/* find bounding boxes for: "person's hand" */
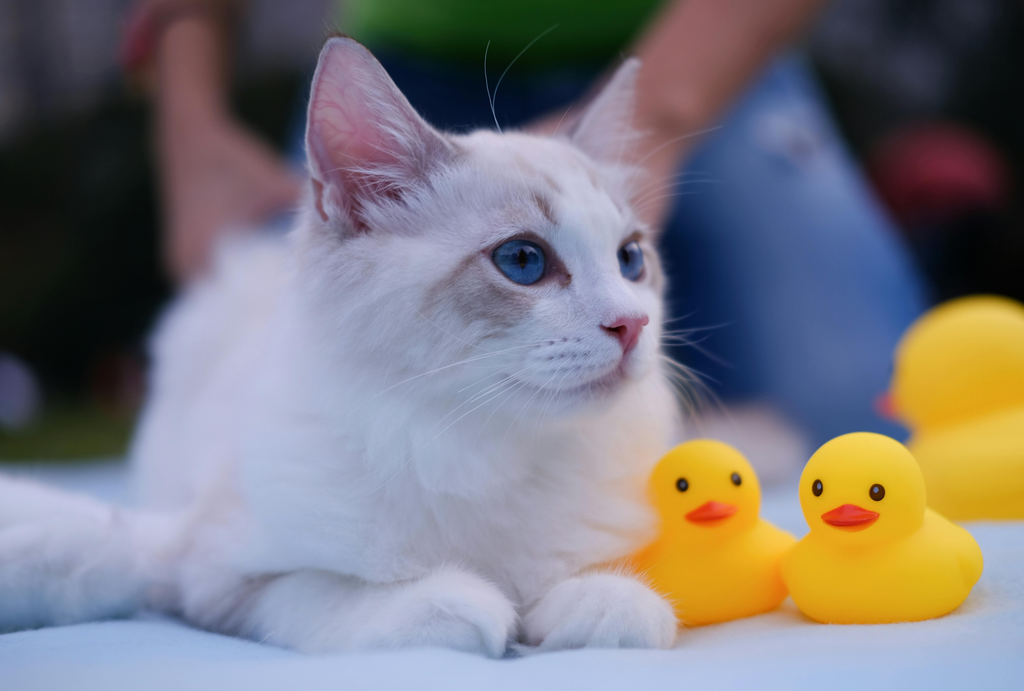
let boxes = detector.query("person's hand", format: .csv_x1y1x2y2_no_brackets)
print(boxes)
122,0,240,73
159,112,301,281
528,0,826,232
136,8,300,282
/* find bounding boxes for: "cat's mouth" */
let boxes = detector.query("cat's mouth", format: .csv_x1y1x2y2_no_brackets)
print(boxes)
517,361,629,400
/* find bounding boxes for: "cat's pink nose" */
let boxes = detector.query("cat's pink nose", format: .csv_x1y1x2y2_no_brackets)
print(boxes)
603,315,649,354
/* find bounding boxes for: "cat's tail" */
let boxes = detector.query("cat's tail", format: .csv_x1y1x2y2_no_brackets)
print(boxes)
0,474,183,631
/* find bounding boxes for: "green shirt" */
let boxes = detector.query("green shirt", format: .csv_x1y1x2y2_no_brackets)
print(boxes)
343,0,665,69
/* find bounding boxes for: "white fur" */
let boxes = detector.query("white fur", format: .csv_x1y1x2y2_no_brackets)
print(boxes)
0,39,680,653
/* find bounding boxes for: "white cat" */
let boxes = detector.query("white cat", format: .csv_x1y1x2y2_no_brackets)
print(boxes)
0,37,682,655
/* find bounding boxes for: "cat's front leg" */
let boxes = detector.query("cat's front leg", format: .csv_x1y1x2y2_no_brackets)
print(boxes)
183,564,517,657
522,572,677,650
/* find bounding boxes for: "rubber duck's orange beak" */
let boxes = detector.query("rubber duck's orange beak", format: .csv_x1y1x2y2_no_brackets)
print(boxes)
874,392,897,420
686,500,737,524
821,504,879,530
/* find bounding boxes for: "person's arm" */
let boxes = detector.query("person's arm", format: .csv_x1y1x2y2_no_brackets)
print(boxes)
125,1,299,283
629,0,825,225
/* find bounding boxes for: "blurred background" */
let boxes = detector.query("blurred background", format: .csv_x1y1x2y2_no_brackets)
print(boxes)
0,0,1022,460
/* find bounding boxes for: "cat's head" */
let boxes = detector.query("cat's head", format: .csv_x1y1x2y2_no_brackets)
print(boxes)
296,37,667,419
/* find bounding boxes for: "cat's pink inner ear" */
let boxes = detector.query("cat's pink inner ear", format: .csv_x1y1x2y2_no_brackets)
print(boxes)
305,37,450,223
308,44,395,176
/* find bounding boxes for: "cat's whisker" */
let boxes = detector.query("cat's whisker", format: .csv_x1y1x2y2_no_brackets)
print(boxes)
631,177,722,207
474,372,540,443
634,191,706,211
631,182,716,210
427,361,545,435
504,369,563,444
391,356,503,405
538,374,565,421
632,190,706,215
661,321,731,343
660,324,724,336
533,368,574,440
660,327,716,338
374,343,546,397
660,353,722,388
509,368,568,441
432,374,535,443
660,332,716,348
353,370,540,501
661,372,702,419
631,169,721,192
660,336,710,347
660,311,701,327
484,41,494,130
455,374,518,409
415,309,551,356
461,365,537,406
551,101,577,138
456,367,517,394
486,24,559,133
660,332,732,369
657,354,726,419
634,125,722,169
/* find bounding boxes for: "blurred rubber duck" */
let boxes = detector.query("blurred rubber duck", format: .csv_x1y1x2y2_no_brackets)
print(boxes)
631,440,796,626
883,295,1024,520
781,433,983,624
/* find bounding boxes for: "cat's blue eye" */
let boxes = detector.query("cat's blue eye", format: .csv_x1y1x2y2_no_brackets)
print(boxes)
492,239,546,285
618,241,644,281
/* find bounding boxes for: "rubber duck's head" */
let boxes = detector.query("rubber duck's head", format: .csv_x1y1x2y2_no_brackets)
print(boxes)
800,433,925,545
888,295,1024,432
649,440,760,543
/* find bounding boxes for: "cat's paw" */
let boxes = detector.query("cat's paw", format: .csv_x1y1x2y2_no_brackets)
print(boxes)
523,573,677,650
363,567,517,657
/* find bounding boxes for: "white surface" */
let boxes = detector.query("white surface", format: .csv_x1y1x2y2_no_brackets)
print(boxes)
1,460,1022,690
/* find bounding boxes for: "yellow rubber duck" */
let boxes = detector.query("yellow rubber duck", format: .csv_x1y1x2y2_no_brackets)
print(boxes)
631,440,796,626
883,295,1024,520
781,433,983,624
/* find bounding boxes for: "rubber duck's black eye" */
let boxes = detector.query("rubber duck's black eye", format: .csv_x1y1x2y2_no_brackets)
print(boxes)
870,484,885,501
676,478,689,492
731,472,742,486
812,479,823,497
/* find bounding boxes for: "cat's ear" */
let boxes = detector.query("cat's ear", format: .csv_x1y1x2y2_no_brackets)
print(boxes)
305,36,454,231
569,58,641,163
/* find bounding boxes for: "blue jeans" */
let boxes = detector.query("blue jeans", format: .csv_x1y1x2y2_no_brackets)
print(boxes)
289,53,926,446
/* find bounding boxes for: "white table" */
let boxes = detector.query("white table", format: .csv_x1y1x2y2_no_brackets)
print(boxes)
2,460,1021,691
